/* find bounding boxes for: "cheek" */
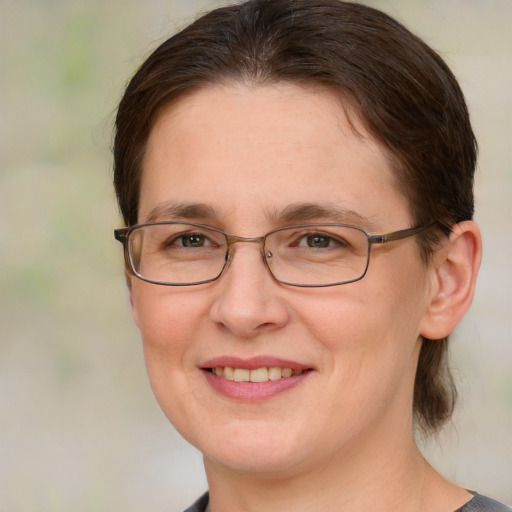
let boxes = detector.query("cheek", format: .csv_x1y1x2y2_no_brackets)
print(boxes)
296,274,426,436
298,261,427,379
130,286,210,432
130,284,204,384
132,284,199,343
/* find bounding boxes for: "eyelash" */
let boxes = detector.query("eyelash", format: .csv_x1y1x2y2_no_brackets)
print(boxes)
291,231,350,249
166,232,218,248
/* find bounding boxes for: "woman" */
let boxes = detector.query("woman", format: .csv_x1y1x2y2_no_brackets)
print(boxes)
113,1,509,510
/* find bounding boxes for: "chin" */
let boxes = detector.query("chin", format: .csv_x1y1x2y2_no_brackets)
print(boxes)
204,444,307,475
189,419,311,475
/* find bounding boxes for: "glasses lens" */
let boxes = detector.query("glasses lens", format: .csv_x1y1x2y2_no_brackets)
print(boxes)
128,223,227,284
265,225,370,286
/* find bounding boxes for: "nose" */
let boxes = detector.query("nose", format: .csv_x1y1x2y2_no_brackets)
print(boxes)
209,243,290,338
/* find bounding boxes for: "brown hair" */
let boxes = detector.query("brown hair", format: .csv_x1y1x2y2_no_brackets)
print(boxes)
114,0,477,433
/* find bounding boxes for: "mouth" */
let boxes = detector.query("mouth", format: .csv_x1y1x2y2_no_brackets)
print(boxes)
200,357,313,401
206,366,306,382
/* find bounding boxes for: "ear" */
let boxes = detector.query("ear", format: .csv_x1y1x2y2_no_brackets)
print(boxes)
420,221,482,340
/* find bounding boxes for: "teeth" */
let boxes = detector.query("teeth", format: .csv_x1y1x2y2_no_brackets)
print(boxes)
249,367,269,382
211,366,304,382
268,367,282,381
282,368,292,378
233,368,250,382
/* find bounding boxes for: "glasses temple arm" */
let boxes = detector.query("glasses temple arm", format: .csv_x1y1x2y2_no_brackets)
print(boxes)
114,228,129,243
368,224,433,245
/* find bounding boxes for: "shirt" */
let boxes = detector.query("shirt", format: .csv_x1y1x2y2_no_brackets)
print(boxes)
183,491,511,512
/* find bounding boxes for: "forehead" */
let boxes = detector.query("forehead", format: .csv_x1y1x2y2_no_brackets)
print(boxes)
139,83,410,230
148,82,374,157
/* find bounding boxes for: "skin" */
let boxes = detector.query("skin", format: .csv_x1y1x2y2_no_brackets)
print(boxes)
129,83,481,511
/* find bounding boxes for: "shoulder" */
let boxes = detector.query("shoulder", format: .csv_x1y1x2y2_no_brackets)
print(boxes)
182,492,209,512
457,493,511,512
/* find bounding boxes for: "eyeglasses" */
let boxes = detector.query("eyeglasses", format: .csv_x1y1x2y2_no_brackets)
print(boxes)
114,222,429,287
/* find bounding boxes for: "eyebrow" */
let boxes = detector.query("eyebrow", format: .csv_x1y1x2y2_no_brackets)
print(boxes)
274,202,379,231
144,200,377,231
145,201,218,223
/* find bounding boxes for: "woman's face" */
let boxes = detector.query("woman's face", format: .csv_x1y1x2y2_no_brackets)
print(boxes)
131,83,434,476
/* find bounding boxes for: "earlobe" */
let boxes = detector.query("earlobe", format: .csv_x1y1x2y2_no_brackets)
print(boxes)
420,221,482,340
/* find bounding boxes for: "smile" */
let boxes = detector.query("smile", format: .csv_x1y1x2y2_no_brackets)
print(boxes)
209,366,304,382
201,358,313,401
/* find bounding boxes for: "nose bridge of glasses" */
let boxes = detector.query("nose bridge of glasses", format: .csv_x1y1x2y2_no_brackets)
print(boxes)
224,234,270,261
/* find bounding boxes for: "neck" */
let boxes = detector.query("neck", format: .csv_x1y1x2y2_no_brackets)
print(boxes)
204,417,472,512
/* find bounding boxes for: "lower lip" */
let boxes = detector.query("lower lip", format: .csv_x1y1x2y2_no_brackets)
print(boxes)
203,370,311,402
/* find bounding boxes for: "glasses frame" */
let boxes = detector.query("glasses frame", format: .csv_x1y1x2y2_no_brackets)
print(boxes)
114,221,431,287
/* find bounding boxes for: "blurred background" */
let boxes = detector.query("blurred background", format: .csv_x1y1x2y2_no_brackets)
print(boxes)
1,0,510,510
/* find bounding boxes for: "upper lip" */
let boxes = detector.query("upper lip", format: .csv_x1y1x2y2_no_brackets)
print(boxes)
201,356,313,371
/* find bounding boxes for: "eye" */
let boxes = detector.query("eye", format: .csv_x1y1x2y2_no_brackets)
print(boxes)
178,233,208,247
297,232,348,249
304,233,333,248
169,232,214,248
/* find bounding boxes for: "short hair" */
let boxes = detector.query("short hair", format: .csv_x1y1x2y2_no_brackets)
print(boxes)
113,0,477,434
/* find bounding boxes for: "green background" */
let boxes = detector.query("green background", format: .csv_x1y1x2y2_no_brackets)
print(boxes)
1,0,511,510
